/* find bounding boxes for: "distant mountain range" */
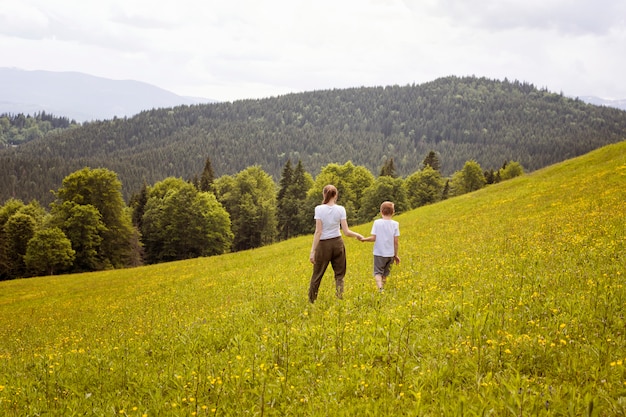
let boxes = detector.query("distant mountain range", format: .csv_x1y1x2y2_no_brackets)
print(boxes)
0,67,215,122
1,68,625,123
577,96,626,111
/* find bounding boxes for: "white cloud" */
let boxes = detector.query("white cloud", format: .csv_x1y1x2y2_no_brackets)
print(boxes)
434,0,625,35
0,2,49,39
0,0,624,101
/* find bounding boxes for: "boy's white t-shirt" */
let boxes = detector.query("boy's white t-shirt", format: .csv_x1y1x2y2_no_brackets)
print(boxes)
314,204,346,240
371,218,400,257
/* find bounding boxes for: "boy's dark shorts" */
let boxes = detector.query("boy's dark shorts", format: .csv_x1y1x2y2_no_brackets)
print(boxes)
373,255,394,277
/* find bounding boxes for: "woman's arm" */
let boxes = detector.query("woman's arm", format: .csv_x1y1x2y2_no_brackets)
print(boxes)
340,219,363,240
310,219,323,263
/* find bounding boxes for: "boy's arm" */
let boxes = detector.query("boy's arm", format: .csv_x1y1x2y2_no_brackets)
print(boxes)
393,235,400,264
361,235,376,242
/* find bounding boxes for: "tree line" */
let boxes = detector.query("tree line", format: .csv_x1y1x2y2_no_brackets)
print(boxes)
0,152,523,280
1,76,624,206
0,111,78,147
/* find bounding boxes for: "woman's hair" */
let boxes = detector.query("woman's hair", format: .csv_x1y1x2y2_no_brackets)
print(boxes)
380,201,395,216
322,184,338,204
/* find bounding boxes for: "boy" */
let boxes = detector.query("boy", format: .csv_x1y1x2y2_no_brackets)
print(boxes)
360,201,400,292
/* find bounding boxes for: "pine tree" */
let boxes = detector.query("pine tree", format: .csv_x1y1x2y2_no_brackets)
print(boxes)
277,160,293,202
442,179,450,200
200,157,215,193
277,160,295,240
130,182,148,229
276,159,315,240
422,150,441,172
379,157,397,177
291,160,314,236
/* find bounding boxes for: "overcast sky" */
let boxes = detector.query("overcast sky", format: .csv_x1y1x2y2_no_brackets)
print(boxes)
1,0,624,102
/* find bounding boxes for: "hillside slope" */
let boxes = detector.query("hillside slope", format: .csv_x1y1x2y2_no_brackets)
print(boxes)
0,141,624,415
2,76,626,205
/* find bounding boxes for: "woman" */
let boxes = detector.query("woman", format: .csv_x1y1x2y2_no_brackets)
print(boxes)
309,185,363,303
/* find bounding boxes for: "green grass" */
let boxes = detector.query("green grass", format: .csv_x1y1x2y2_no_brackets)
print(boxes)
1,142,625,416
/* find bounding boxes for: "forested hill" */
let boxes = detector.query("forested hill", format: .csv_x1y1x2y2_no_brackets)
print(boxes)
2,75,626,205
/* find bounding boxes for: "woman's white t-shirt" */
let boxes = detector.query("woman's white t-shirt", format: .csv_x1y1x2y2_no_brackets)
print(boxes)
314,204,346,240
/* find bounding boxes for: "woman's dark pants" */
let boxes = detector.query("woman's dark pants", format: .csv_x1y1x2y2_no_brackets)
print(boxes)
308,236,346,303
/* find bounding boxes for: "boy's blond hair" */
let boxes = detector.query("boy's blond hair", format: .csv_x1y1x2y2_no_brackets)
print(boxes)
380,201,395,216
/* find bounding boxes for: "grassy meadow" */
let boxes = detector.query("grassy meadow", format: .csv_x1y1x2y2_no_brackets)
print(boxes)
1,142,625,416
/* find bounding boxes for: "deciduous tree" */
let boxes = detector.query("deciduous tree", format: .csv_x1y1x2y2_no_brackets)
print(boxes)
404,166,445,208
25,227,75,276
3,212,37,277
215,166,277,251
53,202,105,271
52,167,134,269
142,177,233,263
358,176,408,223
0,199,26,279
306,161,374,223
450,160,486,196
500,161,524,180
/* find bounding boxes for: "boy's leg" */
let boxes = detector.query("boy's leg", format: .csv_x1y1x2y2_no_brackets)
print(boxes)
381,258,393,288
375,274,384,291
373,256,392,291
